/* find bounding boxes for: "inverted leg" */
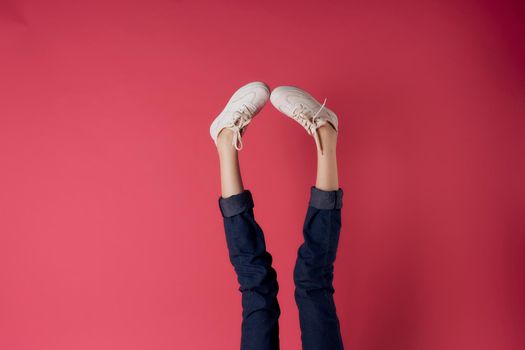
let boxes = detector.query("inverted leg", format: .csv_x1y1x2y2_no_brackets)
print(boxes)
220,191,281,350
294,125,344,350
216,130,280,350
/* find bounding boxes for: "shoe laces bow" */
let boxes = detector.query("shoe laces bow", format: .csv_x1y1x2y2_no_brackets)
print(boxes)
291,98,328,153
230,103,255,150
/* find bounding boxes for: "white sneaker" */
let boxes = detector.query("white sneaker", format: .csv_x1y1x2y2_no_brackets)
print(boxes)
210,81,270,150
270,86,338,153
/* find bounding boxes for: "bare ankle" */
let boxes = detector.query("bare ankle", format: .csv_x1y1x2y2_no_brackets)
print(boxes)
317,124,337,151
318,123,337,137
217,129,235,151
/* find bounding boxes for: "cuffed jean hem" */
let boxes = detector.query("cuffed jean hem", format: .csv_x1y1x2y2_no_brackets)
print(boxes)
218,190,254,217
309,186,344,210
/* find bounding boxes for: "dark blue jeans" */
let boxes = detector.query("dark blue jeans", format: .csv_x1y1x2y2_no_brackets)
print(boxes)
218,187,344,350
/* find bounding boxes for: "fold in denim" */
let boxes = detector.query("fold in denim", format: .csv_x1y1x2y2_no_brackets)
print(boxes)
309,186,343,210
219,190,255,218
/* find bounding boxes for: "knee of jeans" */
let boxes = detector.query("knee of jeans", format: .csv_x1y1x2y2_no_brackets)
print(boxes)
294,260,335,291
293,262,313,288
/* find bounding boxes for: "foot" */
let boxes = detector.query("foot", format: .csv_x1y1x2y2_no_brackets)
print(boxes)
210,81,270,151
270,86,338,153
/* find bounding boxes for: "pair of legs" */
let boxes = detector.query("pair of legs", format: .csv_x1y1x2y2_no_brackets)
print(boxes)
218,125,339,196
216,125,344,350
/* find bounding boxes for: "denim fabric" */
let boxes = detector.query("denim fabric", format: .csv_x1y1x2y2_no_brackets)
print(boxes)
219,190,255,218
309,186,343,210
295,187,344,350
219,188,344,350
220,190,281,350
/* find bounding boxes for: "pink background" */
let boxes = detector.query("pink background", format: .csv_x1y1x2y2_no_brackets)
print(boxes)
1,0,525,349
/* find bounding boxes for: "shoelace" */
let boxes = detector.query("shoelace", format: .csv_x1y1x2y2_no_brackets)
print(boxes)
291,98,328,154
230,104,255,150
